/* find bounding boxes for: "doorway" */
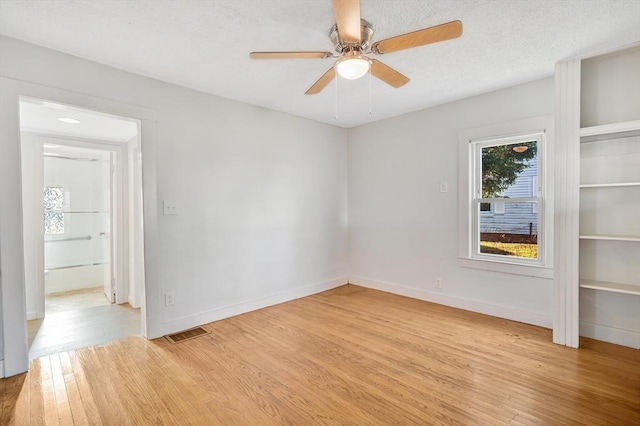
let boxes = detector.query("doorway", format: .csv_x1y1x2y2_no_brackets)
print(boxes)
19,98,145,359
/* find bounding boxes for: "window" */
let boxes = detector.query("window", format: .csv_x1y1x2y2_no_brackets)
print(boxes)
473,135,542,262
458,115,553,277
44,186,65,234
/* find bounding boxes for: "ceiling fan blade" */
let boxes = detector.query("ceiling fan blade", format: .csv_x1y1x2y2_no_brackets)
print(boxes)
250,51,333,59
371,20,463,54
332,0,361,43
370,60,410,88
305,68,336,95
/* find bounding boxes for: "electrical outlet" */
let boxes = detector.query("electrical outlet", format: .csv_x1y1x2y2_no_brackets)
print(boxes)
163,200,180,215
435,278,442,290
165,292,175,306
439,181,448,193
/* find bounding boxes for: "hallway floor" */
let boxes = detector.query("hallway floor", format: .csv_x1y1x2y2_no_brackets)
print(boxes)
27,287,140,360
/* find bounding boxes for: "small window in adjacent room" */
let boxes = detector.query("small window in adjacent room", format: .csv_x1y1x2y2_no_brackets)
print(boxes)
480,202,492,213
471,133,543,264
44,186,65,235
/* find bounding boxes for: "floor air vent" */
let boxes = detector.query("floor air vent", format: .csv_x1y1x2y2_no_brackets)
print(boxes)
165,326,210,344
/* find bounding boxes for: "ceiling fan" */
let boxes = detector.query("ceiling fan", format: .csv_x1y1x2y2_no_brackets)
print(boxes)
250,0,463,95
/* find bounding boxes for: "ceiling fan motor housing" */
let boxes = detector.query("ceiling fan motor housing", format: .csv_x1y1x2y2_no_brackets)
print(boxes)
329,19,374,53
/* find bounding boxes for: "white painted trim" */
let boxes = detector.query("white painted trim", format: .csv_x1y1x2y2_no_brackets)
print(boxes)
553,59,581,348
158,277,348,338
26,311,38,321
350,275,552,329
580,320,640,349
0,360,4,379
138,119,158,340
458,257,553,279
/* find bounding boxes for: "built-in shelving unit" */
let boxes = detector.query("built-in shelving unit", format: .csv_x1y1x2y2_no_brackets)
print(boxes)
573,45,640,348
555,43,640,349
579,120,640,295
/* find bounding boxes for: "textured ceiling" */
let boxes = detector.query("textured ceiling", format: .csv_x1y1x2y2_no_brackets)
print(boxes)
1,0,639,128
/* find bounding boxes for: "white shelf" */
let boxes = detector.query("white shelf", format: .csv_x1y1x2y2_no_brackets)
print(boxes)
580,120,640,142
580,182,640,188
579,234,640,242
580,279,640,296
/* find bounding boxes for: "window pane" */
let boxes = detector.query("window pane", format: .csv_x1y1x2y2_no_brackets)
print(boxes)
480,202,491,212
478,201,538,259
44,186,64,235
44,211,65,234
481,141,537,198
44,186,63,211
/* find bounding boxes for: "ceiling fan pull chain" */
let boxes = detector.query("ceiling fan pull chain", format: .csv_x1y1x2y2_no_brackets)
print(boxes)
334,68,339,120
369,66,372,115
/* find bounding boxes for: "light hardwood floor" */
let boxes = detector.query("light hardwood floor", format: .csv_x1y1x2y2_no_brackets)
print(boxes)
2,285,639,425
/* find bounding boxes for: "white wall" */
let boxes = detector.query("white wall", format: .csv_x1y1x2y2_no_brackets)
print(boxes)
348,78,555,327
0,35,348,374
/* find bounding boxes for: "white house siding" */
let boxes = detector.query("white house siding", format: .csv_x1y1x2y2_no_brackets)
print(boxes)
480,157,538,236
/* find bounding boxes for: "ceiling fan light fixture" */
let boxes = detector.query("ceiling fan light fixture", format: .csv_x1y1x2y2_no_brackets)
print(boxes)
335,55,370,80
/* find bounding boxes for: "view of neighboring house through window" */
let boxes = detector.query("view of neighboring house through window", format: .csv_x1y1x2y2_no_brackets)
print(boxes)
472,132,543,263
44,186,65,234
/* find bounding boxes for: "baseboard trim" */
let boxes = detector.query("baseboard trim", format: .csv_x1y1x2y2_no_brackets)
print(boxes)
580,320,640,349
160,276,348,338
26,311,38,321
0,360,4,379
350,275,552,329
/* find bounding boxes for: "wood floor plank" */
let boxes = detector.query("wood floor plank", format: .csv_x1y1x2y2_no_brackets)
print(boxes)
37,357,59,426
152,336,276,423
28,358,45,426
66,352,102,425
94,342,173,425
48,353,74,425
58,352,89,425
73,347,130,425
104,338,209,425
0,372,29,425
12,373,29,426
2,285,639,424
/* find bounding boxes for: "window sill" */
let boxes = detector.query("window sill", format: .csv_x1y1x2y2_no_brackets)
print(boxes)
458,257,553,279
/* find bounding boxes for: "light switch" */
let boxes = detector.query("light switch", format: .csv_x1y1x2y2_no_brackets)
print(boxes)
439,181,448,193
163,200,179,215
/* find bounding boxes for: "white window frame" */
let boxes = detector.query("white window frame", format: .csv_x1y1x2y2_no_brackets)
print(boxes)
471,133,543,266
458,115,554,278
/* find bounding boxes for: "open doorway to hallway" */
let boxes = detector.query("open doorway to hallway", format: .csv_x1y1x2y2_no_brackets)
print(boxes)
19,98,145,359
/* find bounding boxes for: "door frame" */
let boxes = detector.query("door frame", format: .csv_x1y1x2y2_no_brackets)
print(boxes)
37,135,126,307
0,76,159,377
